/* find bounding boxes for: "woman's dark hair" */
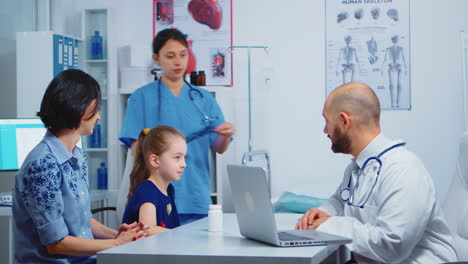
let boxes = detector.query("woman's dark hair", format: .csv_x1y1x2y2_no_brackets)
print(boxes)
152,28,188,55
37,69,101,134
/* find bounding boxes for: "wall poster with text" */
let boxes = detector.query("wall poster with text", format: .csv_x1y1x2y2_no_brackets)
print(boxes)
326,0,411,110
153,0,232,86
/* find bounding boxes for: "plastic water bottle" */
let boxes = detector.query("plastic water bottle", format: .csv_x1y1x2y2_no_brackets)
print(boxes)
97,162,108,189
91,31,103,60
208,204,223,232
89,122,101,148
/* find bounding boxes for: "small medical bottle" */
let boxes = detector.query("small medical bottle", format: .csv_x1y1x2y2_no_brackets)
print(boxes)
91,31,103,60
89,122,101,148
190,71,198,85
97,162,108,189
197,71,206,86
208,204,223,232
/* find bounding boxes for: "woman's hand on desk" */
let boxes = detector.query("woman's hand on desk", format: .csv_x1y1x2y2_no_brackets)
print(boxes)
295,208,331,230
115,222,146,244
116,221,139,235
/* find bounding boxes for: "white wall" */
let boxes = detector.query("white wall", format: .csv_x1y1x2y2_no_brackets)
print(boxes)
0,0,36,118
52,0,468,204
233,0,468,204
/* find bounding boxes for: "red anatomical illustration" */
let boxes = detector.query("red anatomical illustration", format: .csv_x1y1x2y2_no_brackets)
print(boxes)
188,0,222,30
187,39,197,74
211,50,225,77
156,0,174,25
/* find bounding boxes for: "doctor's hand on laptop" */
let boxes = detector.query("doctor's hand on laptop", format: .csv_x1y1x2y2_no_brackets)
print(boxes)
295,208,331,230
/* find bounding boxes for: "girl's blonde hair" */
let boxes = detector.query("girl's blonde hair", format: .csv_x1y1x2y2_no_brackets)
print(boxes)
127,126,185,202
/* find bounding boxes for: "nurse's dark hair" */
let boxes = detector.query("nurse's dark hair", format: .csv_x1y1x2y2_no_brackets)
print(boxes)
152,28,188,54
128,126,185,202
37,69,101,134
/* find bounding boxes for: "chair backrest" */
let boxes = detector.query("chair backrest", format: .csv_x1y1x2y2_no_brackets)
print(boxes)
443,131,468,260
115,149,134,224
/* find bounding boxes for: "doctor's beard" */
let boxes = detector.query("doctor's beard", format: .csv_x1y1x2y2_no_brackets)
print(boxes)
331,126,351,154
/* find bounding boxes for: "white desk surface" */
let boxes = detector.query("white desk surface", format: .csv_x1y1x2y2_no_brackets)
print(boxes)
98,213,341,264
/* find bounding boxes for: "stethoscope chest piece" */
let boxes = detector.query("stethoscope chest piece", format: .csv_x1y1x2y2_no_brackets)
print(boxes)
340,188,351,202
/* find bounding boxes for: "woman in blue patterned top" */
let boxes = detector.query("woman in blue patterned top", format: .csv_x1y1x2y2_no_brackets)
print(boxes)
122,126,186,235
13,69,145,263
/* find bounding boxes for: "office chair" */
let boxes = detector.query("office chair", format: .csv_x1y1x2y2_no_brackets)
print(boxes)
443,131,468,261
91,149,134,225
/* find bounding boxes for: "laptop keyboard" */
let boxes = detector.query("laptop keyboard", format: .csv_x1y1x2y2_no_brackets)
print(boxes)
278,232,311,241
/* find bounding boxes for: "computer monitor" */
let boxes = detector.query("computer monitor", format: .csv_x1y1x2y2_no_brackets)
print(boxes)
0,118,82,171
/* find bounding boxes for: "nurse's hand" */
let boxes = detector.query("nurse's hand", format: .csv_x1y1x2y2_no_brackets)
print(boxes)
295,208,331,230
213,122,235,154
214,122,235,137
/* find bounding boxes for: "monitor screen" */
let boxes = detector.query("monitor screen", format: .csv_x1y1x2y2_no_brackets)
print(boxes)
0,119,82,171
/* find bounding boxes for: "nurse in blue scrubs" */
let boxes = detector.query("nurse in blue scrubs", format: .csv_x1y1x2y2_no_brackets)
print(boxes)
120,28,234,224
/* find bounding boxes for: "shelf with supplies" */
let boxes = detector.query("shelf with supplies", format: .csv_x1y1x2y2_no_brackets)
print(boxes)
119,87,137,95
82,8,110,191
84,147,109,152
85,59,108,63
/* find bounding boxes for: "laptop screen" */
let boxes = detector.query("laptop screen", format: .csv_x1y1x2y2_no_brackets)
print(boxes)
0,119,82,171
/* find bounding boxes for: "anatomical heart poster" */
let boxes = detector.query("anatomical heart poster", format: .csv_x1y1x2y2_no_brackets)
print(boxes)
325,0,411,110
153,0,232,86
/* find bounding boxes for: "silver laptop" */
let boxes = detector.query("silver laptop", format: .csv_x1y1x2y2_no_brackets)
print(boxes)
227,164,352,247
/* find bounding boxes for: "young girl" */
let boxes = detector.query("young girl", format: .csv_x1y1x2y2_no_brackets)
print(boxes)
122,126,187,235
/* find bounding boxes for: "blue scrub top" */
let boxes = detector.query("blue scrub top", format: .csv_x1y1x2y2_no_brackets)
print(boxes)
120,81,225,214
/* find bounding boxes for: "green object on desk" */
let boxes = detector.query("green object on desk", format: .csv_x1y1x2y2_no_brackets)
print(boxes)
273,192,326,213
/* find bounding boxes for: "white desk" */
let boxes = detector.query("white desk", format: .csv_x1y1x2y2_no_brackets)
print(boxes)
98,213,346,264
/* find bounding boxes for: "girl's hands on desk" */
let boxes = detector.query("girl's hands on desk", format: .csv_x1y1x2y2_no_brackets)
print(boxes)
295,208,331,230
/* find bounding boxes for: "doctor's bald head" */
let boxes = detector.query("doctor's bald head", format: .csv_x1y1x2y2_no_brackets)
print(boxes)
322,82,381,156
325,82,381,128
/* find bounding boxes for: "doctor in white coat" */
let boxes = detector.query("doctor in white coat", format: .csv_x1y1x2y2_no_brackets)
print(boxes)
296,82,457,263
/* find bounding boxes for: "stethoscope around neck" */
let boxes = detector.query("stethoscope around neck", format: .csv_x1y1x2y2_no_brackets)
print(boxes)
340,142,406,209
157,79,217,142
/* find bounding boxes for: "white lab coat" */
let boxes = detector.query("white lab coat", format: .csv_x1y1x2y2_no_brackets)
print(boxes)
317,134,457,263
